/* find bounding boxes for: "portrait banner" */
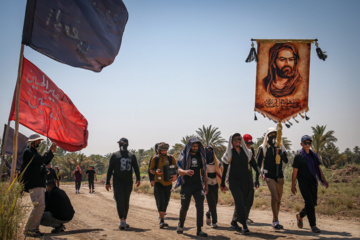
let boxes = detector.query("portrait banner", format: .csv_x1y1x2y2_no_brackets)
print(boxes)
9,57,88,152
254,40,312,122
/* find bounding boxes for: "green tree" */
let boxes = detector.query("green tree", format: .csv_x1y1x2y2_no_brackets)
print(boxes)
195,125,227,161
311,125,338,168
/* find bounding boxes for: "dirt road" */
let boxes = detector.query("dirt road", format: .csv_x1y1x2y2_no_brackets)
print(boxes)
21,183,360,240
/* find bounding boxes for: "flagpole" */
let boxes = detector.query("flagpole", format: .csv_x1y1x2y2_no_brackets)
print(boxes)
10,44,25,182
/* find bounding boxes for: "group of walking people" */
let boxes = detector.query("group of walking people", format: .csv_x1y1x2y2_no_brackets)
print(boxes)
105,127,329,237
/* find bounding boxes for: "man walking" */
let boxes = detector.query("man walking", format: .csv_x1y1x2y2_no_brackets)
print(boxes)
21,134,57,237
106,138,140,230
221,133,263,234
149,142,177,228
291,135,329,233
86,165,97,193
256,127,288,230
176,137,208,237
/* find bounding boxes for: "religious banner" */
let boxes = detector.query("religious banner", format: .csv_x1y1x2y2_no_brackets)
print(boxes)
246,39,327,123
22,0,129,72
9,57,88,152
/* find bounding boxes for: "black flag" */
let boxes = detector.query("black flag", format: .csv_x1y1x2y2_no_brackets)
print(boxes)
22,0,129,72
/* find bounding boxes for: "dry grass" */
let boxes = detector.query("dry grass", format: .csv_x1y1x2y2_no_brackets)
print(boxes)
0,179,24,240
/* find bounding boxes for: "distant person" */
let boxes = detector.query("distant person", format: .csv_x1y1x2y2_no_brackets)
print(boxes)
46,163,58,184
40,181,75,233
291,135,329,233
204,146,223,229
175,137,208,237
263,43,302,98
221,133,263,235
256,127,288,230
73,165,82,194
106,138,140,230
86,165,97,193
149,142,177,228
21,134,56,237
54,166,62,188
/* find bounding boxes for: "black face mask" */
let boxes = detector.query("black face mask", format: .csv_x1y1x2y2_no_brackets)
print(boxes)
119,143,128,152
32,142,40,148
206,150,214,163
267,135,276,146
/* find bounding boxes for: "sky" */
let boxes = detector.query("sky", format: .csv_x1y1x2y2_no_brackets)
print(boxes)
0,0,359,156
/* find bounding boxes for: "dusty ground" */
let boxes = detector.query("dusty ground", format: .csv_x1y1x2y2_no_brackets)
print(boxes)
19,183,360,240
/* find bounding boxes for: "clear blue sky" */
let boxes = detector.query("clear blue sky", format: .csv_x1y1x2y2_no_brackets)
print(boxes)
1,0,359,156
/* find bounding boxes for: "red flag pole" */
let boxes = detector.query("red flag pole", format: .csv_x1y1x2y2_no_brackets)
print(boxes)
10,44,25,182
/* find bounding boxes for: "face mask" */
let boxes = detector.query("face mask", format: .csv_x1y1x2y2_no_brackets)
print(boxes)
267,135,276,146
206,150,214,163
119,143,128,151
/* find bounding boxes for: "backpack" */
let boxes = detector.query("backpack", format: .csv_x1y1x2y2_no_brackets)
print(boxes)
148,154,173,182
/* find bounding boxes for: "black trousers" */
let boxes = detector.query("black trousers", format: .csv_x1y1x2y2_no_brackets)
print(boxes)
229,181,253,226
75,181,81,190
206,184,219,224
88,179,94,190
179,184,204,228
299,180,318,227
114,182,133,219
154,182,172,212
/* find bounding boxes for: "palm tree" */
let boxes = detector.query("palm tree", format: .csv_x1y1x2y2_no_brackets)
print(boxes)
311,125,338,167
180,135,196,146
195,125,227,150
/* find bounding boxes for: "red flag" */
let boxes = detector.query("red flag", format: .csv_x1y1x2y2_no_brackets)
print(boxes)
9,57,88,152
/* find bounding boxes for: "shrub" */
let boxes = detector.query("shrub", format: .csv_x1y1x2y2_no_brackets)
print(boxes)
0,179,24,240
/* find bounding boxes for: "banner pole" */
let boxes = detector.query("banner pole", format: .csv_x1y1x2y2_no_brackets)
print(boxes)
10,44,25,182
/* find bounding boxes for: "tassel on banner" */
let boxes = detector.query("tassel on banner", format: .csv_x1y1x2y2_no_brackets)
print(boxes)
288,121,293,126
299,113,305,119
315,40,327,61
254,113,258,121
245,41,258,62
285,123,291,128
293,117,299,123
305,113,310,120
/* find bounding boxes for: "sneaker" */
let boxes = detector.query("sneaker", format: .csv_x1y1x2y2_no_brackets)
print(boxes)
246,218,254,224
242,228,250,235
176,222,183,234
272,221,283,230
311,226,321,233
206,212,211,226
51,224,65,233
119,220,126,230
24,230,44,237
160,222,169,228
211,223,218,229
296,214,303,228
196,230,208,237
125,224,130,229
89,190,91,193
230,220,242,231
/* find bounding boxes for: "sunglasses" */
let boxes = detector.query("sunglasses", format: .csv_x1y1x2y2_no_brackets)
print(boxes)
303,141,312,146
233,137,242,141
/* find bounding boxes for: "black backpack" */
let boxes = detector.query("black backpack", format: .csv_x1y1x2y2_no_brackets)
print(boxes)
148,154,173,182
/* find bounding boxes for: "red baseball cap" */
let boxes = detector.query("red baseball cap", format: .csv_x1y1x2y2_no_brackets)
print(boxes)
243,134,253,145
